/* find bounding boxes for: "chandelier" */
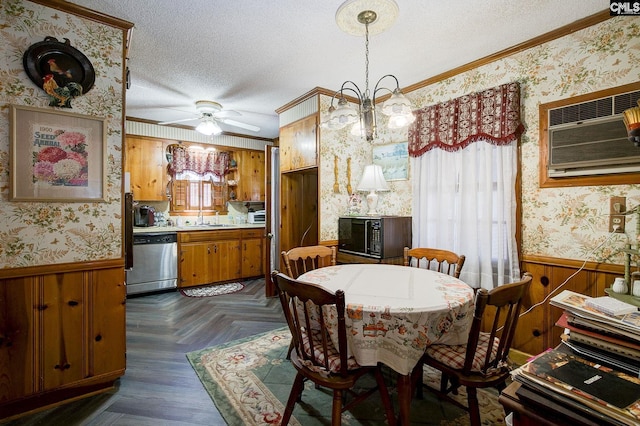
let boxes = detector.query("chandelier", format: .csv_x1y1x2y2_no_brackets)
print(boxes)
325,0,415,142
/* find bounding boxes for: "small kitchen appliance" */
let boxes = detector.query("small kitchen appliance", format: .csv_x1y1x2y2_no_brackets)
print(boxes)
248,209,266,224
134,205,156,227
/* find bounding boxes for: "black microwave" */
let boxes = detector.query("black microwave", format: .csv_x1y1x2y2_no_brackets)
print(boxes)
338,216,411,259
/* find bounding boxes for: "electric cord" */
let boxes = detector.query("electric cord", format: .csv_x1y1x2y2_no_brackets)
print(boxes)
517,229,621,319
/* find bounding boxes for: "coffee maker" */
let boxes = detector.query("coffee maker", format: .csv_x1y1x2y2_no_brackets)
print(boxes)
134,205,156,227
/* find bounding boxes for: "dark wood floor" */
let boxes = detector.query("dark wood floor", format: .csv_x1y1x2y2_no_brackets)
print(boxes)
4,278,286,425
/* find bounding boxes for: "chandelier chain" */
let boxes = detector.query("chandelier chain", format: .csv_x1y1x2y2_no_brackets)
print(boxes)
364,21,370,98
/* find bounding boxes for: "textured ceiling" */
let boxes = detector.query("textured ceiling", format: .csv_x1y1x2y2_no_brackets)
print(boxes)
70,0,606,139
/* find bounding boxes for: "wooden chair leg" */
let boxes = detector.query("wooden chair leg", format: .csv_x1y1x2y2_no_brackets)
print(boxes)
412,361,424,399
466,387,481,426
374,368,397,426
332,389,344,426
282,373,305,426
286,338,294,360
440,373,449,393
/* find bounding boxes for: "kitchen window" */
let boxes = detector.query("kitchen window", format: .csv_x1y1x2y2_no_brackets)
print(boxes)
169,172,226,214
167,145,230,214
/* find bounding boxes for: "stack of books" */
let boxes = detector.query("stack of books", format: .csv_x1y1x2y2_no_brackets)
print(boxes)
510,290,640,426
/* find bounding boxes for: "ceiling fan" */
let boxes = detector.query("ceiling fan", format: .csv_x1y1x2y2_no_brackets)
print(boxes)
158,100,260,136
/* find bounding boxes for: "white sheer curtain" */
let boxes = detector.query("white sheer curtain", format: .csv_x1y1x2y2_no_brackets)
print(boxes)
411,139,520,290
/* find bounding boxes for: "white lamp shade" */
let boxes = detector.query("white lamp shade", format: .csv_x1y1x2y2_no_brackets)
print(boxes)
329,97,360,128
357,164,389,192
196,119,222,136
381,89,415,129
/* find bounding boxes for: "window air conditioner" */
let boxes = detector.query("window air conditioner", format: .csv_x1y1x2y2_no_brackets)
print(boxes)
547,90,640,178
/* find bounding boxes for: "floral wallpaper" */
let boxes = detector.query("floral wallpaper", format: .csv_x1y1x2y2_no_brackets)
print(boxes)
0,0,124,268
319,16,640,265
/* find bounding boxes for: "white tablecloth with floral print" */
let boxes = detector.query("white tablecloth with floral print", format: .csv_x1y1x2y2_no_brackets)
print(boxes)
298,263,475,376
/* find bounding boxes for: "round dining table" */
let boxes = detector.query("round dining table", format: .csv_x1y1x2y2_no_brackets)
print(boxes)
298,263,475,425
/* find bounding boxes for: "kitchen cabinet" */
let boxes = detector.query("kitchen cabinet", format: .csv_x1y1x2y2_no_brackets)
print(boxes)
228,150,265,202
279,115,318,172
241,229,265,278
238,150,265,201
178,230,242,288
179,228,266,287
125,135,169,201
0,266,126,420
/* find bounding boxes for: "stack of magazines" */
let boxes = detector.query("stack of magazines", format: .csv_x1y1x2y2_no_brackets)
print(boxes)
510,290,640,426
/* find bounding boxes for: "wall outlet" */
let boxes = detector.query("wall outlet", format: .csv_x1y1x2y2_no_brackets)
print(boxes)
609,196,626,233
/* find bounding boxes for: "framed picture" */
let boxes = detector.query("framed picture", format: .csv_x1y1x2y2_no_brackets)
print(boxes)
372,141,409,181
10,105,106,202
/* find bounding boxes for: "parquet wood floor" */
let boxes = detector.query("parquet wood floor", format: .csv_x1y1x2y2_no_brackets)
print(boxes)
4,278,286,425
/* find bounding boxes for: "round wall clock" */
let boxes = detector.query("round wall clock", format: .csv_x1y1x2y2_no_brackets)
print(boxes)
23,36,95,108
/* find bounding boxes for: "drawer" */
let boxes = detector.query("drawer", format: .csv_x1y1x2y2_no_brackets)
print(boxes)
178,230,240,243
241,229,264,239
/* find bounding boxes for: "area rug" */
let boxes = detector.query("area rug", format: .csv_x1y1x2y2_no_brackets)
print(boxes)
186,328,507,425
180,282,244,297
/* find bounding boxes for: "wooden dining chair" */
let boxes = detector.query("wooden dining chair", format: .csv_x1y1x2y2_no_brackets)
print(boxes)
403,247,466,278
412,272,533,426
272,271,396,426
281,245,337,278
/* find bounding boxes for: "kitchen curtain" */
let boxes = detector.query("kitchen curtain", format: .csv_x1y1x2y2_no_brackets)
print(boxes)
168,145,229,177
408,82,524,290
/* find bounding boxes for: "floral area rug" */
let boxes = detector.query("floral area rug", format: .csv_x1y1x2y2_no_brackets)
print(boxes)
186,327,508,425
180,282,244,297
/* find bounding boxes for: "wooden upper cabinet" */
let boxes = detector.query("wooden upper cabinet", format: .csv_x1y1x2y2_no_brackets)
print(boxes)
125,136,169,201
236,150,265,201
279,115,318,172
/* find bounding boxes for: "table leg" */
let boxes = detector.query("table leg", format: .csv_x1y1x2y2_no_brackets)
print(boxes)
397,373,412,425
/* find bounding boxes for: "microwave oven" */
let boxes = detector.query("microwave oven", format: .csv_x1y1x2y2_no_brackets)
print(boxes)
338,216,411,259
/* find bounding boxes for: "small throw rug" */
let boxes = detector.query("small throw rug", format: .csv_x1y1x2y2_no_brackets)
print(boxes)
180,282,244,297
186,328,507,425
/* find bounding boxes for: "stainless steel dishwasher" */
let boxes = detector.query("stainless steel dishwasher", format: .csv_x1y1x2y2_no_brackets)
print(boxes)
126,232,178,295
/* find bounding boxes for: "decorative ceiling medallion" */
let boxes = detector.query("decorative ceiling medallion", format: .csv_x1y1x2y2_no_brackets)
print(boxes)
23,37,95,108
335,0,399,36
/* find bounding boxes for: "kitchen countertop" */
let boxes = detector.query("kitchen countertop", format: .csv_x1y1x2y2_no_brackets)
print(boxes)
133,223,265,233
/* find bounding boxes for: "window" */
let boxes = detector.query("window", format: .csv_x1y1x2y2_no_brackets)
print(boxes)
170,171,226,214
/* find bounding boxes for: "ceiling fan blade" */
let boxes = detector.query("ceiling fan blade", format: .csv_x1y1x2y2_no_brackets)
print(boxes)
158,117,200,125
220,118,260,132
214,109,241,118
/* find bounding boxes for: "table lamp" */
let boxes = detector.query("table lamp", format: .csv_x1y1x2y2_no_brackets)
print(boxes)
357,164,389,215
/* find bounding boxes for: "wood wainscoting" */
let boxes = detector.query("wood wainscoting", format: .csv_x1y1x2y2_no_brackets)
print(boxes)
515,255,624,356
0,259,126,421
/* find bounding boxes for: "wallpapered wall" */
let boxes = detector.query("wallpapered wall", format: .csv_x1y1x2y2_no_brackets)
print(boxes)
0,1,124,269
319,15,640,265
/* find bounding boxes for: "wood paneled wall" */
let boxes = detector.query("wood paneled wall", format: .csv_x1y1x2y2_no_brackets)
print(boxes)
515,255,624,356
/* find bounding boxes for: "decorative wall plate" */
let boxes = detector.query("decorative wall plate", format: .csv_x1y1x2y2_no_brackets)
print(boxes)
23,37,95,107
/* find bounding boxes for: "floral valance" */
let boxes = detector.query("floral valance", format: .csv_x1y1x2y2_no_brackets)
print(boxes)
168,145,229,177
408,82,524,157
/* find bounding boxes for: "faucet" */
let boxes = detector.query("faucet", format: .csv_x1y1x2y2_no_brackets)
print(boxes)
197,209,204,225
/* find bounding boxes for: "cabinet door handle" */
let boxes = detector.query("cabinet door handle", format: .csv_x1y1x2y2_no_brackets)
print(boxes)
214,244,218,253
207,246,211,254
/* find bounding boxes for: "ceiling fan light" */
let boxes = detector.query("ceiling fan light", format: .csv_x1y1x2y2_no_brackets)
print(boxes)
196,119,222,136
